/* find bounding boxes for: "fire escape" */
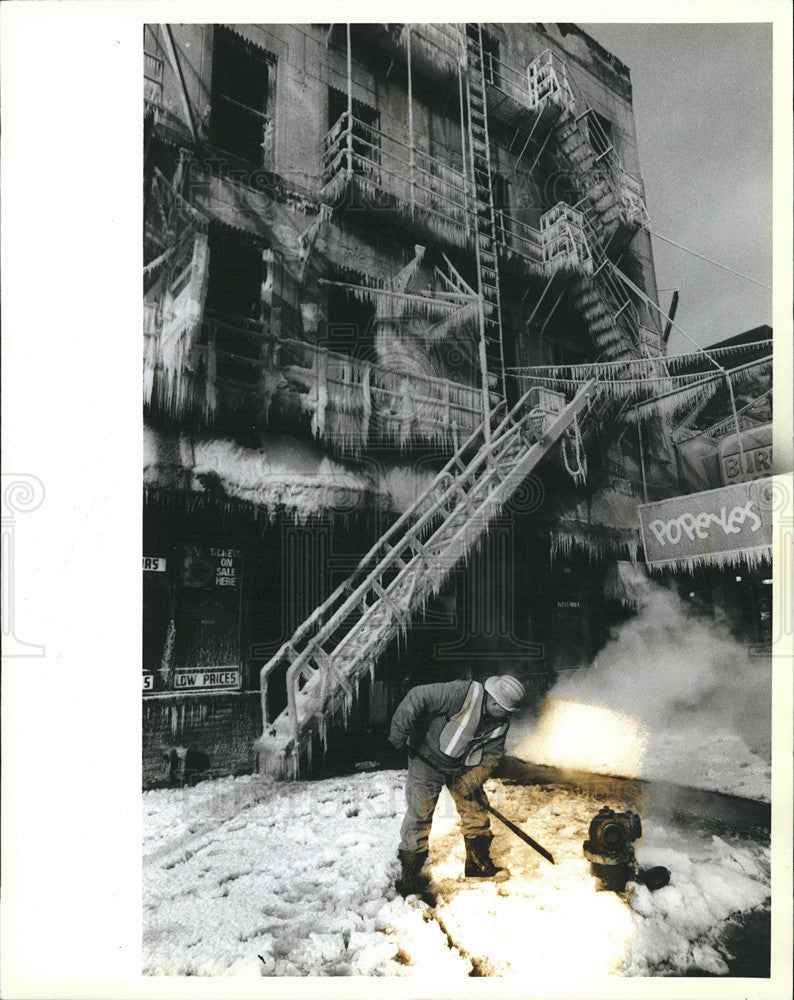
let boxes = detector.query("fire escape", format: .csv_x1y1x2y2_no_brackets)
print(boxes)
258,380,596,777
256,24,653,776
140,24,664,777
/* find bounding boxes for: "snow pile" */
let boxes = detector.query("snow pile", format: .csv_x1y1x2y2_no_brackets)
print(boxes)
143,771,769,978
429,783,768,979
508,585,771,801
143,771,468,976
625,826,770,975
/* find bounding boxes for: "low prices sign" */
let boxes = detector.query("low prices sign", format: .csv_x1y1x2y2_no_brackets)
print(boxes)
639,479,773,569
173,668,242,691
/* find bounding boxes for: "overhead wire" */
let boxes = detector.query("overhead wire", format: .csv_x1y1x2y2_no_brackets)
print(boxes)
645,228,772,291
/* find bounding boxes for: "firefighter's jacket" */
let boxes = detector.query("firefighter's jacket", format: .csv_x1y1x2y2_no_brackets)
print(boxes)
389,680,509,778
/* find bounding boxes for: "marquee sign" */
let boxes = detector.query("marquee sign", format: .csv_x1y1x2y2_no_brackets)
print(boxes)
639,478,773,571
719,424,773,486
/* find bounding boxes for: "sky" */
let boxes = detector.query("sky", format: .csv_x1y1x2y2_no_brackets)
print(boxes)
579,23,773,354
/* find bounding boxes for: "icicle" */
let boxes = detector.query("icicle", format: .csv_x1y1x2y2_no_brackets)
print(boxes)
646,544,772,574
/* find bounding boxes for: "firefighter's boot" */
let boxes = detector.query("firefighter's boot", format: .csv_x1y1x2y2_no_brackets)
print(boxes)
464,834,508,879
395,849,432,900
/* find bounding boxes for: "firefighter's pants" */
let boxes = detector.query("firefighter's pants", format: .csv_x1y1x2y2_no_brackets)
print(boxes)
399,754,490,855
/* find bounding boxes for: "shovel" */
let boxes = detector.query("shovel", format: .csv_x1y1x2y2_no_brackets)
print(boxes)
483,801,555,865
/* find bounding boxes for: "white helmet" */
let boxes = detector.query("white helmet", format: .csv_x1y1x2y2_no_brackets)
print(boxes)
484,675,525,713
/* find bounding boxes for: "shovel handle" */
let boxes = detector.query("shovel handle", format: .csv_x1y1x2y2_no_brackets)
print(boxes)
483,801,556,865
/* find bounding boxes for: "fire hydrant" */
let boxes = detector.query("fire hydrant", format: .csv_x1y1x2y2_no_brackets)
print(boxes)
583,806,670,893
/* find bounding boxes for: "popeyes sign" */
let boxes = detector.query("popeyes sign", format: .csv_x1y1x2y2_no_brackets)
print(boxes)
639,479,773,568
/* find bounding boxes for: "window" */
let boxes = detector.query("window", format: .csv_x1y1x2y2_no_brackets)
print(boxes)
587,110,614,161
481,30,501,87
206,226,266,323
144,25,164,108
205,226,268,386
324,267,376,362
491,172,511,241
210,26,276,164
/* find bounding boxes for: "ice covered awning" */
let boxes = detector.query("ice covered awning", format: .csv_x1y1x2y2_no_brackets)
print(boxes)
548,487,642,563
144,424,375,523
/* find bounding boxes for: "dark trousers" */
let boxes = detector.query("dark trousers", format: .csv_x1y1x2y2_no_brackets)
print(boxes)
399,754,491,854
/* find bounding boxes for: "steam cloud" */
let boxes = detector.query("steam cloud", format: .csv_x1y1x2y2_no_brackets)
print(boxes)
508,583,771,799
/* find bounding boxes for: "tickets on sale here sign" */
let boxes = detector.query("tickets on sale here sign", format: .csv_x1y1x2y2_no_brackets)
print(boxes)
638,478,773,568
180,546,241,589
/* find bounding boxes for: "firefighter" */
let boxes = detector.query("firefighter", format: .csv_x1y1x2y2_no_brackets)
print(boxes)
389,675,525,897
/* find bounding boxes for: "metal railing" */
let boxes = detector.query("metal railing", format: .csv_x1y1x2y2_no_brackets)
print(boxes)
540,203,593,274
180,313,489,443
322,111,470,232
323,110,592,280
482,46,574,116
496,207,592,276
495,210,545,271
258,378,597,771
620,169,649,227
144,50,164,107
579,209,642,339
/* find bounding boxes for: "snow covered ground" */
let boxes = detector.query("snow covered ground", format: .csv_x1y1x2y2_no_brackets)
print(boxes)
143,770,769,978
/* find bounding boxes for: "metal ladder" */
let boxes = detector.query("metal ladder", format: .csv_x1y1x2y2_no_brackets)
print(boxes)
463,23,507,402
257,379,597,778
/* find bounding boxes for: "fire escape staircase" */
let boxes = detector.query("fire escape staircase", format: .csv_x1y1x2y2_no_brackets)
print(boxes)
464,23,507,400
569,210,643,362
551,63,646,250
257,378,597,778
533,64,647,363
